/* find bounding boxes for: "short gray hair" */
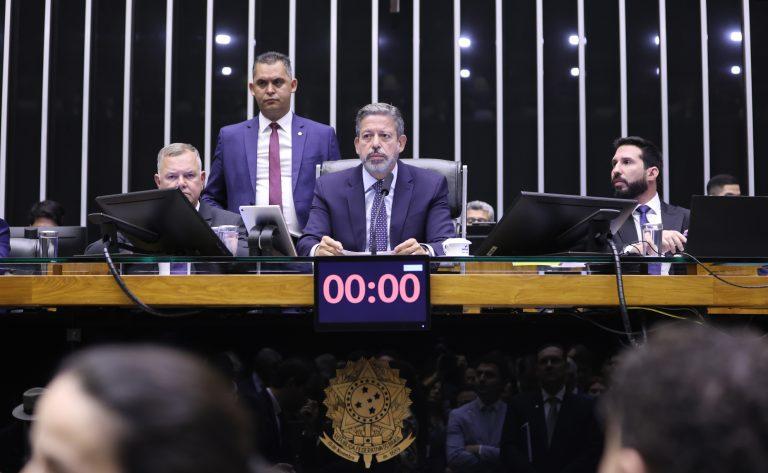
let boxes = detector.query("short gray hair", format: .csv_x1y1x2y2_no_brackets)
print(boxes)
253,51,293,78
157,143,203,173
467,200,495,221
355,103,405,137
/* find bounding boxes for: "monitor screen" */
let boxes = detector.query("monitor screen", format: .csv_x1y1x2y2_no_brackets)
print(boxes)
314,256,431,332
686,195,768,258
473,191,637,256
10,226,89,257
95,189,231,256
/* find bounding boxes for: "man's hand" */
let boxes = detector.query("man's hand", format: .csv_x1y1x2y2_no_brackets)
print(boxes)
393,238,428,255
316,236,344,256
661,230,687,255
465,445,481,455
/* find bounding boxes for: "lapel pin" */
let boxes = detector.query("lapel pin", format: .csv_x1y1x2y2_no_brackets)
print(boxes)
297,131,303,136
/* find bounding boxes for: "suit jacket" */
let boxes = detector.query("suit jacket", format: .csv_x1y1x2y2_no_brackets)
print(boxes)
201,114,341,230
244,389,294,466
0,218,9,258
611,201,690,252
500,391,602,473
296,161,456,256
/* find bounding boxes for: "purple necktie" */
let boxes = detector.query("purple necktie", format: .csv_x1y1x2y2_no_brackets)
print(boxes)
369,180,388,253
268,122,282,208
170,262,188,275
637,205,661,275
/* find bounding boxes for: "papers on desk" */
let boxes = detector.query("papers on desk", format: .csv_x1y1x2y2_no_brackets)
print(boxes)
341,250,394,256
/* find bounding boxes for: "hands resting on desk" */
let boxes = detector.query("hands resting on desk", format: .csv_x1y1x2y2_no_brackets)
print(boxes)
314,236,428,256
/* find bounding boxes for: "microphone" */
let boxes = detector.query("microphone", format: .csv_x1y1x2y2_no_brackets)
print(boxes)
370,172,394,255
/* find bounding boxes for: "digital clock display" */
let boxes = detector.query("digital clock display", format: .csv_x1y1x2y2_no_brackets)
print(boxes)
314,256,431,331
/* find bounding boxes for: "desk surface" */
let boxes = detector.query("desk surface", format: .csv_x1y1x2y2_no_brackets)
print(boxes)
1,272,766,309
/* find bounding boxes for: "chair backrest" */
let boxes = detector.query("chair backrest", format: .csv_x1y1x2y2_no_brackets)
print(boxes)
317,158,467,237
10,237,38,257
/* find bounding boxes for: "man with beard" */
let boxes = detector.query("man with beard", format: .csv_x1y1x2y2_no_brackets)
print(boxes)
609,136,689,258
501,344,602,473
296,103,455,256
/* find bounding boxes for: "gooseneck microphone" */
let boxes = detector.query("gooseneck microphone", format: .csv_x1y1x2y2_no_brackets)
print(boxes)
370,172,394,255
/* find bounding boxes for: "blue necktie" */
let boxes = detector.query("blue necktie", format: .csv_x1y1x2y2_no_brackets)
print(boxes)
637,205,661,275
369,180,388,253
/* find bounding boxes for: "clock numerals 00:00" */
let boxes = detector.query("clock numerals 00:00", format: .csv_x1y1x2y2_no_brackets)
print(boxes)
322,273,421,304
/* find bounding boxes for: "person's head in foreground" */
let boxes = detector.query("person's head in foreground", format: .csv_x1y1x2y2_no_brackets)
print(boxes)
23,345,254,473
599,324,768,473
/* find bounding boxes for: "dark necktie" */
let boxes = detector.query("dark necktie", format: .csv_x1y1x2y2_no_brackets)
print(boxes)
545,397,559,446
369,180,388,252
268,122,282,208
637,205,661,275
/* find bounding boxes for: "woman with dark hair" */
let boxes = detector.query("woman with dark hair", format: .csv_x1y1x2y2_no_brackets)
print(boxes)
23,345,255,473
28,200,65,227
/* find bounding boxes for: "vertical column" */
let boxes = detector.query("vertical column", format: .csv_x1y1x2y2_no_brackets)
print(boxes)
577,0,586,196
742,0,754,195
700,0,710,190
289,0,296,110
659,0,669,201
122,0,133,192
453,0,460,163
80,0,93,225
0,0,11,215
39,0,52,200
495,0,503,211
330,0,337,130
204,0,213,171
536,0,544,191
619,0,627,136
371,0,378,103
247,0,254,119
412,0,420,158
164,0,173,144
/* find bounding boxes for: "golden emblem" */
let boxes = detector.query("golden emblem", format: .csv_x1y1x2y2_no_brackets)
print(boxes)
321,357,415,468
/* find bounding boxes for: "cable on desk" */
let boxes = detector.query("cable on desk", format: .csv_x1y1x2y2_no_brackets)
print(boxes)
103,247,200,318
608,238,637,346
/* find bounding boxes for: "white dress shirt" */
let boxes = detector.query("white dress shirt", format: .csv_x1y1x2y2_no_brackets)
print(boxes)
541,386,565,419
626,192,670,274
256,111,299,234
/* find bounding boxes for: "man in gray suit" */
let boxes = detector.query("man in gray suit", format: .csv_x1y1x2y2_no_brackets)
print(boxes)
609,136,689,256
86,143,244,255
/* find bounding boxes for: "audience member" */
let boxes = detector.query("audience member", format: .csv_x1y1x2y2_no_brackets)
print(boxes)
587,377,607,398
599,324,768,473
467,200,495,224
706,173,742,196
22,345,254,473
0,388,44,472
455,386,478,408
609,136,689,260
297,102,456,256
202,51,341,233
501,343,602,473
28,200,65,227
446,354,508,473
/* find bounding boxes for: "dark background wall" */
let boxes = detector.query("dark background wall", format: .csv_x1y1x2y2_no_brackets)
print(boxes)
0,0,766,226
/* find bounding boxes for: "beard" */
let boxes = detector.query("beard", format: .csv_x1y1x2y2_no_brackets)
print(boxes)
613,177,648,199
362,153,397,176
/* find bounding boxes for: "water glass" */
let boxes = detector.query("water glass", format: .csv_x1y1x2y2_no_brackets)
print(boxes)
213,225,239,256
37,230,59,258
642,222,663,257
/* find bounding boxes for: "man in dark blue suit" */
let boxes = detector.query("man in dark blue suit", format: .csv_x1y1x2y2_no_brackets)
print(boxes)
297,103,456,256
0,217,8,257
201,51,341,234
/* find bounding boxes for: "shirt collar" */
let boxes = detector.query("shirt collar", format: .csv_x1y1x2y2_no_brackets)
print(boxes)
362,161,399,192
476,397,502,412
541,386,566,402
258,110,293,134
635,192,661,216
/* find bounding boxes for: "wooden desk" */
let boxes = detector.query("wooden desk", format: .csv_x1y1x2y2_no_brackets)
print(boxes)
0,273,766,309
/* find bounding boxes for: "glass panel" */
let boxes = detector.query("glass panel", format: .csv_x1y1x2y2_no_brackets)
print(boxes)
708,0,747,187
171,0,205,147
585,0,621,198
295,0,330,124
752,0,768,195
543,0,579,194
211,0,248,160
625,0,660,144
378,0,412,148
130,0,166,191
419,0,453,162
460,0,496,205
503,0,538,207
5,0,45,225
87,0,126,216
667,0,704,205
46,0,85,225
336,0,371,158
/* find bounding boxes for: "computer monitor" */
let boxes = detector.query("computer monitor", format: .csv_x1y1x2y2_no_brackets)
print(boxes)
686,195,768,258
473,191,637,256
10,226,89,257
94,189,231,256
